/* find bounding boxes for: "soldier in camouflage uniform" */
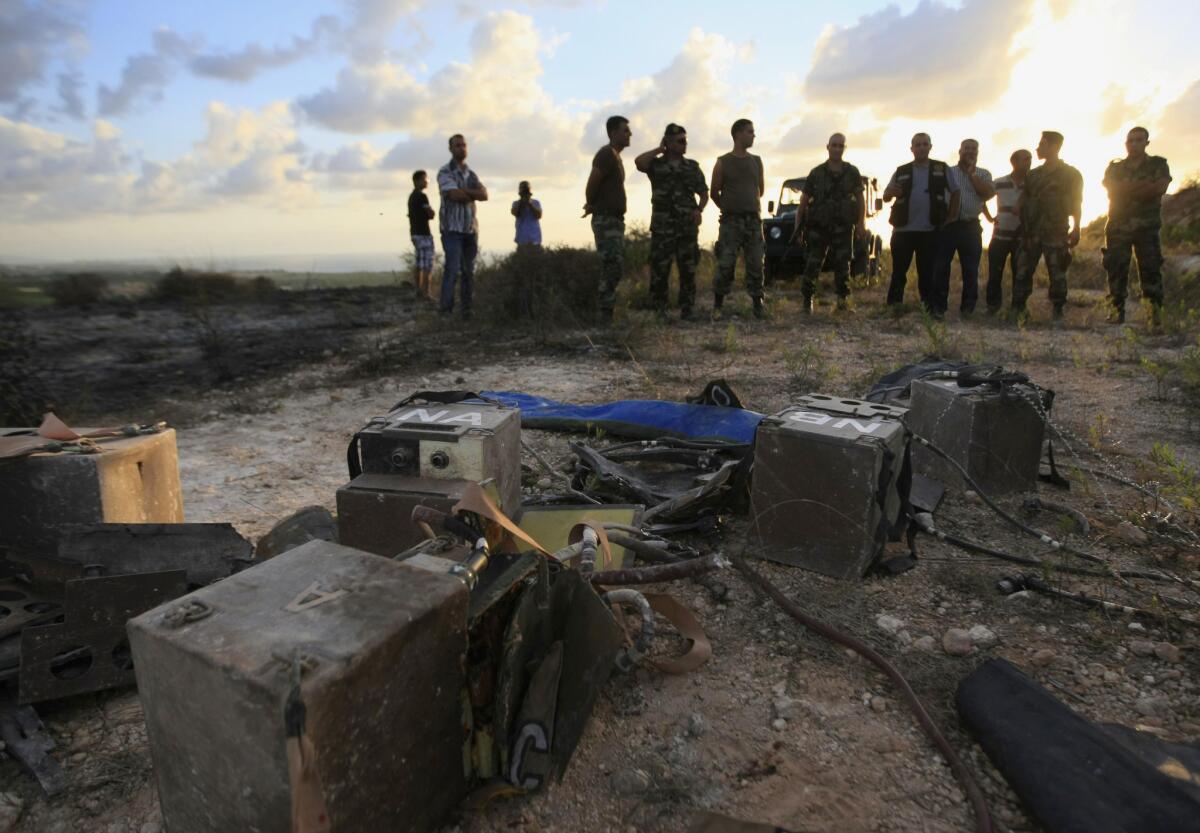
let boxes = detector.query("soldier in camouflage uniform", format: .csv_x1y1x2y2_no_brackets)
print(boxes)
634,124,709,321
710,119,766,319
584,116,632,322
1013,131,1083,322
792,133,867,313
1102,126,1172,325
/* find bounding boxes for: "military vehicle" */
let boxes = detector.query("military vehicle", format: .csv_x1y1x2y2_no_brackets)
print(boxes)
762,175,884,284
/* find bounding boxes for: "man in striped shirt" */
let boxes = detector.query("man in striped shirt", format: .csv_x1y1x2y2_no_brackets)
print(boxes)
983,149,1032,314
934,139,994,316
437,134,488,319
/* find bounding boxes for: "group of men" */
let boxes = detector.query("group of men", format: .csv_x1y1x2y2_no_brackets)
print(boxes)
406,134,543,318
585,116,770,322
882,127,1172,325
408,121,1173,327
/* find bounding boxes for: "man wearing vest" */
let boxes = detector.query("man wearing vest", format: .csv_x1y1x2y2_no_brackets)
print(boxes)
584,115,632,323
635,123,709,322
883,133,959,317
935,139,995,316
792,133,867,313
983,149,1031,314
710,119,766,320
1013,131,1083,323
1102,126,1172,326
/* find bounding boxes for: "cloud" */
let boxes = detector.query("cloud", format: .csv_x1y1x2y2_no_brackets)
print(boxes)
188,28,331,82
1156,80,1200,177
296,63,427,132
97,28,194,117
775,116,884,155
803,0,1035,119
0,0,87,110
55,68,85,119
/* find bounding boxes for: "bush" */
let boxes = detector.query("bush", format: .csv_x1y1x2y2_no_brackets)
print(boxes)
46,272,107,306
155,266,259,302
472,245,603,337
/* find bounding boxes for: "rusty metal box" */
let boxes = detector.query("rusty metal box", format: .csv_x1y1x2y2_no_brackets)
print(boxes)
336,474,472,557
907,378,1046,496
349,401,521,515
0,428,183,549
750,395,909,579
128,540,469,833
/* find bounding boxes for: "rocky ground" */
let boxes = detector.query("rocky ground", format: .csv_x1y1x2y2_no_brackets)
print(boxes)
2,264,1198,833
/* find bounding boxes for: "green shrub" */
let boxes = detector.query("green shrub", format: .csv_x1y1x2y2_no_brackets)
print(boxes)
46,273,107,306
155,267,242,302
472,245,603,337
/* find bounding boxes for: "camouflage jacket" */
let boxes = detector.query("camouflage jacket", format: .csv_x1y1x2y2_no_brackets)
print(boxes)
802,161,863,228
1104,154,1171,232
647,156,707,230
1021,162,1083,243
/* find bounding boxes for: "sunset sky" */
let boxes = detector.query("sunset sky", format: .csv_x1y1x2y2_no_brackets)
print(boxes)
2,0,1199,268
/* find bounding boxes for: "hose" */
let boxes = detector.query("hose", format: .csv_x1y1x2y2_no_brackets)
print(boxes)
1022,496,1090,536
603,588,656,671
607,533,730,601
589,554,727,586
731,551,994,833
998,574,1199,628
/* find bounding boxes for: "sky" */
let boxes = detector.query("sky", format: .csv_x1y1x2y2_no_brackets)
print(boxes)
2,0,1199,268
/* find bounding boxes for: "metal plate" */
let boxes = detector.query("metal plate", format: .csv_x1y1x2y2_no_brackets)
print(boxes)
18,570,187,704
0,693,67,795
56,523,253,587
0,582,64,639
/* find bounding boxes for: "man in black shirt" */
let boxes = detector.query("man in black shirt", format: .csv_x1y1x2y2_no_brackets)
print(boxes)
407,170,436,300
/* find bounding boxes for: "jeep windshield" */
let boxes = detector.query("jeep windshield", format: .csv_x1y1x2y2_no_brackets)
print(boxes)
776,179,805,215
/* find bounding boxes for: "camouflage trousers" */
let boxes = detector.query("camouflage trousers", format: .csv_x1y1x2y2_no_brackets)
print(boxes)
591,213,625,314
649,223,699,311
1013,238,1071,309
714,213,764,299
1103,226,1164,307
802,224,853,298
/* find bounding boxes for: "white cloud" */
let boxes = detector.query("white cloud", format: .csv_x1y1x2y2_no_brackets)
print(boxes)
0,0,87,113
55,68,85,119
1157,80,1200,180
97,28,195,117
803,0,1035,119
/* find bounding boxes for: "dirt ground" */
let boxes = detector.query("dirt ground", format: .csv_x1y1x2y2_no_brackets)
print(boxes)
3,266,1199,833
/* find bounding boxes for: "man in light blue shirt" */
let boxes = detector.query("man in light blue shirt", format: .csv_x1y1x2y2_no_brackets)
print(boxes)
437,134,488,319
934,138,995,316
512,181,543,247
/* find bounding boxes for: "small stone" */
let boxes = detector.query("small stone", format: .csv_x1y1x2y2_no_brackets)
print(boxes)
535,477,553,490
964,490,982,505
870,696,889,713
771,718,787,731
1135,695,1169,717
942,629,973,657
1129,639,1156,658
1154,643,1182,663
1030,649,1056,667
1004,590,1034,604
1127,622,1146,632
913,635,937,653
1116,521,1149,545
610,768,652,796
1103,671,1121,684
0,793,22,833
967,625,997,648
686,713,707,738
876,614,906,636
772,697,798,721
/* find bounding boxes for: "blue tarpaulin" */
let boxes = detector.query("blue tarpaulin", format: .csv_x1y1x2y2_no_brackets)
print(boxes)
479,390,763,444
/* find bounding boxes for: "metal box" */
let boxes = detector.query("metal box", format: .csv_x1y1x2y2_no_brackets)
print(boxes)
349,401,521,516
0,428,183,549
336,474,475,557
907,378,1046,496
128,540,469,833
750,395,909,579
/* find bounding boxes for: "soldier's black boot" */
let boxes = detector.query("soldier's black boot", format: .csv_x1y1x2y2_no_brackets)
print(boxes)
800,295,813,315
752,297,766,320
1052,303,1065,321
1106,301,1125,325
711,294,725,322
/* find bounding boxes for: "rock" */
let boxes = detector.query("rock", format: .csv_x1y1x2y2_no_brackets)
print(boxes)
772,697,798,722
1154,642,1182,663
964,490,982,505
1030,649,1056,667
870,696,889,713
0,793,22,833
1135,695,1170,717
1004,590,1035,604
1129,639,1156,658
535,477,553,490
686,713,707,738
1103,671,1121,684
771,718,787,731
1116,521,1149,546
967,625,997,648
876,614,907,636
1127,622,1146,632
610,768,652,796
913,635,937,653
942,629,973,657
